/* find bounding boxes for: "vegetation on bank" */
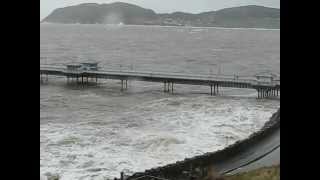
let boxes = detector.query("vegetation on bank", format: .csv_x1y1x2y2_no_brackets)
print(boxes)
223,165,280,180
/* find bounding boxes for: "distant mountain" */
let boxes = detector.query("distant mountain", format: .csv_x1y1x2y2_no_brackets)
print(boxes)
42,2,280,29
42,2,158,25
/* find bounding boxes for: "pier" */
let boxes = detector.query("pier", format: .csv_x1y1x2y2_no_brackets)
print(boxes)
40,64,280,99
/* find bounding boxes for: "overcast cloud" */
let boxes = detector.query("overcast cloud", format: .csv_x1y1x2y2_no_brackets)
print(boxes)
40,0,280,20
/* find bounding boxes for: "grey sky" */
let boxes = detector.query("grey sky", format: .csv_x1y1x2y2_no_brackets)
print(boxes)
40,0,280,20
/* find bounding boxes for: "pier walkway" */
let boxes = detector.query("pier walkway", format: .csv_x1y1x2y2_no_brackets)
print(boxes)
40,65,280,98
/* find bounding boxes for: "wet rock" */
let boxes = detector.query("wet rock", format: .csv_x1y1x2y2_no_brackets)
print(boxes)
45,172,60,180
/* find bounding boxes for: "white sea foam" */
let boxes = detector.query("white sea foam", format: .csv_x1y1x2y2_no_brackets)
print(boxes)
40,96,279,179
41,24,279,179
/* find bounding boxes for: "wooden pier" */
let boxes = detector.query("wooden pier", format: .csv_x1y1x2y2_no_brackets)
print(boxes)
40,65,280,99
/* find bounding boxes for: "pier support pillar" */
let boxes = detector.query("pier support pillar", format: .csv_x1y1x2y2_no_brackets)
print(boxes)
171,82,174,93
273,89,276,96
217,84,219,95
264,89,268,98
210,85,213,96
120,172,124,180
265,90,268,98
121,80,124,91
120,80,128,91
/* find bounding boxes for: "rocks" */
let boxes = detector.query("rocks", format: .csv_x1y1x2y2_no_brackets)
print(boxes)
44,172,60,180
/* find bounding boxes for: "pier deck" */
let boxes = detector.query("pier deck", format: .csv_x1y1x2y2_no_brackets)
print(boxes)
40,65,280,98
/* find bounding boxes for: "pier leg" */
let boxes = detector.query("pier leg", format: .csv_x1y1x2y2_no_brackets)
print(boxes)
214,84,216,95
121,80,124,91
217,84,219,95
171,82,174,93
164,82,166,92
120,172,124,180
260,90,262,98
210,85,213,96
265,90,267,98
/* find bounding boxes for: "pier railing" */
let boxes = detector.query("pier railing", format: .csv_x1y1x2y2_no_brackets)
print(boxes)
41,64,280,98
40,65,279,85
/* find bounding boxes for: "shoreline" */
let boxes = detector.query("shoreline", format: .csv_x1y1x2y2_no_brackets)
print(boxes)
40,22,280,31
125,108,280,180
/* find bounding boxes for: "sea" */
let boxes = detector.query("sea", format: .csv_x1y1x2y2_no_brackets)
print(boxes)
40,23,280,180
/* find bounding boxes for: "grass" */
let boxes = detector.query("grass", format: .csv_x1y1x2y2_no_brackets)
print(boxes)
223,165,280,180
